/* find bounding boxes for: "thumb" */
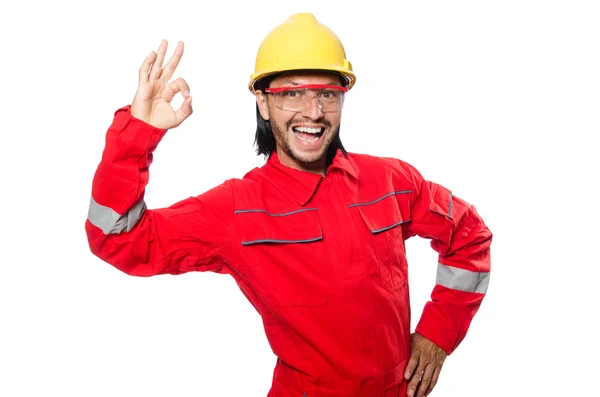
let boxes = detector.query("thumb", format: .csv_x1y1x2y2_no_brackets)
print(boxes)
174,96,193,126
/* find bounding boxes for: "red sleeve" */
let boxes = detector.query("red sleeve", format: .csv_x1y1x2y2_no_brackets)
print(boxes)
85,105,234,276
403,162,493,355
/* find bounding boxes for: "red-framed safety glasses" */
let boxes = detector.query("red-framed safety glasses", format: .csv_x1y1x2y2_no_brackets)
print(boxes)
264,84,348,112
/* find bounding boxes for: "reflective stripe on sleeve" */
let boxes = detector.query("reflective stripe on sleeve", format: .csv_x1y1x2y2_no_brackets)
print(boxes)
87,196,146,235
436,263,489,293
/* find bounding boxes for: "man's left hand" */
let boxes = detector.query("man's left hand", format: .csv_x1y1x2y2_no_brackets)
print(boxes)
404,333,447,397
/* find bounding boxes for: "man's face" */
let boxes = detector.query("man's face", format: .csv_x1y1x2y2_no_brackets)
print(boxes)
256,72,344,173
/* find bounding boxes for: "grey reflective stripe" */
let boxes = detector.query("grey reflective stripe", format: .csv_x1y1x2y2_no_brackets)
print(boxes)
234,208,317,216
448,190,453,219
371,219,411,233
436,263,489,293
241,236,322,246
87,196,147,235
348,190,412,208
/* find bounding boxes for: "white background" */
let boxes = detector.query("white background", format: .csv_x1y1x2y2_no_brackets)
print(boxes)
1,1,598,396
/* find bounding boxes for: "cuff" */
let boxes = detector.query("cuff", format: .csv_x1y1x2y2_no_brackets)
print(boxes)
415,303,459,355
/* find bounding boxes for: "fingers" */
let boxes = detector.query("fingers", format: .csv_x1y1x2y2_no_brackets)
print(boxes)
415,364,434,397
163,78,191,102
163,77,193,125
163,77,192,126
174,96,193,126
406,366,424,397
405,351,421,397
160,41,184,82
138,39,185,85
138,51,157,84
424,365,442,396
404,352,419,381
149,39,168,80
405,333,447,397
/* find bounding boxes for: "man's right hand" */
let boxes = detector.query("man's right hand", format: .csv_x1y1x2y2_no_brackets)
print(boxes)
130,40,193,130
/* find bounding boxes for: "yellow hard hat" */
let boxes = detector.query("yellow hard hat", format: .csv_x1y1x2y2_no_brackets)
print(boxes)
248,13,356,92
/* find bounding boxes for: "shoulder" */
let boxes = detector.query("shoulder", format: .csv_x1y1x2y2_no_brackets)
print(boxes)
225,165,269,203
347,152,425,187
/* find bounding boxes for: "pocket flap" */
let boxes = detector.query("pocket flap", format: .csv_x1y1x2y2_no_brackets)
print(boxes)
235,208,322,245
354,193,405,233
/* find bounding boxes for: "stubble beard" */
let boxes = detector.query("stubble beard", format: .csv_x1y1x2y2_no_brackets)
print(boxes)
271,118,338,165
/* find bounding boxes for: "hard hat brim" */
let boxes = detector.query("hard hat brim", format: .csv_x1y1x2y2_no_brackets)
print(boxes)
249,68,356,93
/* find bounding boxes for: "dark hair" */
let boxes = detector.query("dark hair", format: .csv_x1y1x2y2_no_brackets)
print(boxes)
253,72,348,165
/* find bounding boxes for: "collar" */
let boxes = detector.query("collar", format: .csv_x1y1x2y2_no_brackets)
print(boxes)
328,148,360,181
264,149,359,206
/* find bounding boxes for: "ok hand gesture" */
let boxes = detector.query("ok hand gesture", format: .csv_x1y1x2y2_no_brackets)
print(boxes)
130,40,193,130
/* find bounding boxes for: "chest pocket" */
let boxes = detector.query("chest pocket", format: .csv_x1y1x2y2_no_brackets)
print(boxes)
350,192,410,292
235,208,334,307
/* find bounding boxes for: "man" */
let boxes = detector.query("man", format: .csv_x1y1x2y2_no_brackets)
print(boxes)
86,13,492,397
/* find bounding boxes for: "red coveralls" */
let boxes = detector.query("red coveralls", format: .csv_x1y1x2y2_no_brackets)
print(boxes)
86,106,492,397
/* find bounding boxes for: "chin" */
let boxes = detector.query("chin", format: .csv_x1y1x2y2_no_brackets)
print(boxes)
291,149,327,165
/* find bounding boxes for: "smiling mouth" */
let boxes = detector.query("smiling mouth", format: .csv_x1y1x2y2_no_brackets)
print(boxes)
292,126,324,142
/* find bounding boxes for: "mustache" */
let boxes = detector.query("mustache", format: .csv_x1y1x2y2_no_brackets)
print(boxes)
285,118,331,130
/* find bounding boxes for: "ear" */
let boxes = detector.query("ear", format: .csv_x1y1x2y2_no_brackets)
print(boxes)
255,90,270,121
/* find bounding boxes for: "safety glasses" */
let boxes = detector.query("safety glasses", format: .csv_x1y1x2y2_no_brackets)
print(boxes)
264,84,348,113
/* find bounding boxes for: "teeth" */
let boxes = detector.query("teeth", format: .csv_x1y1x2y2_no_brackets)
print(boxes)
296,133,319,142
295,127,322,134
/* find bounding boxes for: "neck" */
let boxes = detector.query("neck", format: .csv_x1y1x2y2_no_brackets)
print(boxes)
275,146,327,176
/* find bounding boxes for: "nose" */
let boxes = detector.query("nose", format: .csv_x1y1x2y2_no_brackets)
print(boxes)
301,95,323,120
